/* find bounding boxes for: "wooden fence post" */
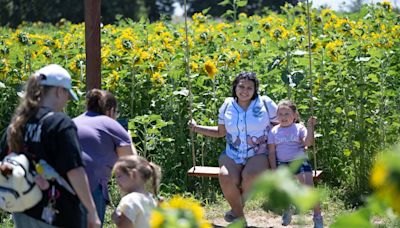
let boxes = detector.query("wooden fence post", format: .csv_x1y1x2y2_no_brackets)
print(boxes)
85,0,101,90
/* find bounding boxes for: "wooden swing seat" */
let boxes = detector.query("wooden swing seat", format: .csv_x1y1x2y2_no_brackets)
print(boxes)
187,166,220,178
187,166,323,180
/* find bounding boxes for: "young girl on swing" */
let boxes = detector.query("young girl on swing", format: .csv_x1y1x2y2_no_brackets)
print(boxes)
111,155,161,228
268,100,323,228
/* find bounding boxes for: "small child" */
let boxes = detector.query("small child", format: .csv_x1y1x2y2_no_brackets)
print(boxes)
268,100,323,228
112,155,161,228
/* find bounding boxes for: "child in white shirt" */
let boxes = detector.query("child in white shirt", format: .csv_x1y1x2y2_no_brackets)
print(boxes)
112,155,161,228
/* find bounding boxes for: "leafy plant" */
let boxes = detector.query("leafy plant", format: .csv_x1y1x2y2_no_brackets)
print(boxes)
128,114,174,158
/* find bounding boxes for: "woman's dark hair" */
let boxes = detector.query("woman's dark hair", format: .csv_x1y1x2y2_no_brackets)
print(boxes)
231,72,259,100
86,89,117,114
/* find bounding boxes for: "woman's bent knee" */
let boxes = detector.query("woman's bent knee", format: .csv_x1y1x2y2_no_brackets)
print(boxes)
219,171,240,186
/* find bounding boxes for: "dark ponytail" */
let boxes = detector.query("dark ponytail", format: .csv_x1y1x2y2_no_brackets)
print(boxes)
86,89,117,115
86,89,105,114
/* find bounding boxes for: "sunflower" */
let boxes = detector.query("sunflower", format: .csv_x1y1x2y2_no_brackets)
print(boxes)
204,60,217,79
151,72,164,85
192,12,206,24
381,1,392,11
151,196,211,228
370,147,400,214
149,210,164,228
325,39,343,61
0,58,10,79
370,159,388,188
190,62,199,72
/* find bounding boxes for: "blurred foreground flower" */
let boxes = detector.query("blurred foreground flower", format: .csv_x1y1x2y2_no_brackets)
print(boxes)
150,195,211,228
370,144,400,214
250,162,322,214
331,144,400,228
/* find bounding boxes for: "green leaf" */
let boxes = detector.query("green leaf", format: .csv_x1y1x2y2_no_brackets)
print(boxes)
343,149,352,157
236,0,248,7
0,82,5,89
365,118,373,124
251,166,320,214
218,0,231,6
353,141,361,149
367,74,379,83
297,104,308,110
347,111,356,116
148,114,161,122
331,208,373,228
223,9,235,17
227,219,247,228
147,128,160,134
367,48,384,59
202,7,211,15
326,81,337,87
335,107,343,114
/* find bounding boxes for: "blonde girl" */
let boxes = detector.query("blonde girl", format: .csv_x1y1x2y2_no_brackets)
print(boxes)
112,155,161,228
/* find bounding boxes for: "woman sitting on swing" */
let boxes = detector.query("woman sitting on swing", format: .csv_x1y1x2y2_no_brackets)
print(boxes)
189,72,278,223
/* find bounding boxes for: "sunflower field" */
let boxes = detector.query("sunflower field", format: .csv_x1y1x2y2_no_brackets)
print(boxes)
0,1,399,206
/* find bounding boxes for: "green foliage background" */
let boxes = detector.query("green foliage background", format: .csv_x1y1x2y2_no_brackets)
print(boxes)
0,2,399,213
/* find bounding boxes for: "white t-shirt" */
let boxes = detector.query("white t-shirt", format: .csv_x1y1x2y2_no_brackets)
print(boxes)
115,192,157,228
218,95,277,164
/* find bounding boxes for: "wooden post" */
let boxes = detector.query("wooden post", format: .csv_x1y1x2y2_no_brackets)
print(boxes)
85,0,101,90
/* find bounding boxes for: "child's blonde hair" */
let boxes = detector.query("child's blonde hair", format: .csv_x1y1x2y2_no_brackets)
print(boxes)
113,155,161,196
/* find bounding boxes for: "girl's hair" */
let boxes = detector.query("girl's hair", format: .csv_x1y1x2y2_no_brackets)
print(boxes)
277,99,301,123
7,75,51,151
113,155,162,196
86,89,117,115
231,72,259,100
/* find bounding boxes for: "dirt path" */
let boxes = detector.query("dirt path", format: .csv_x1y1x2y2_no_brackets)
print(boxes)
207,208,323,228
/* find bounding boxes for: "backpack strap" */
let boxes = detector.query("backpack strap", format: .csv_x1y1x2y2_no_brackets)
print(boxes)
24,112,76,195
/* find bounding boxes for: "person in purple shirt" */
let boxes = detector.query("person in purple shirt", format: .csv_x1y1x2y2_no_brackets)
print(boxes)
268,100,322,228
73,89,136,225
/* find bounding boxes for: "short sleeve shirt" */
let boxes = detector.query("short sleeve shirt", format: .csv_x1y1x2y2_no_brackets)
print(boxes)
0,106,85,227
268,123,307,162
116,192,157,228
218,95,277,163
73,111,132,201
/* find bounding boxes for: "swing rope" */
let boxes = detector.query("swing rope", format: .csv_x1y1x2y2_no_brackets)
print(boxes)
183,0,197,170
306,0,319,178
